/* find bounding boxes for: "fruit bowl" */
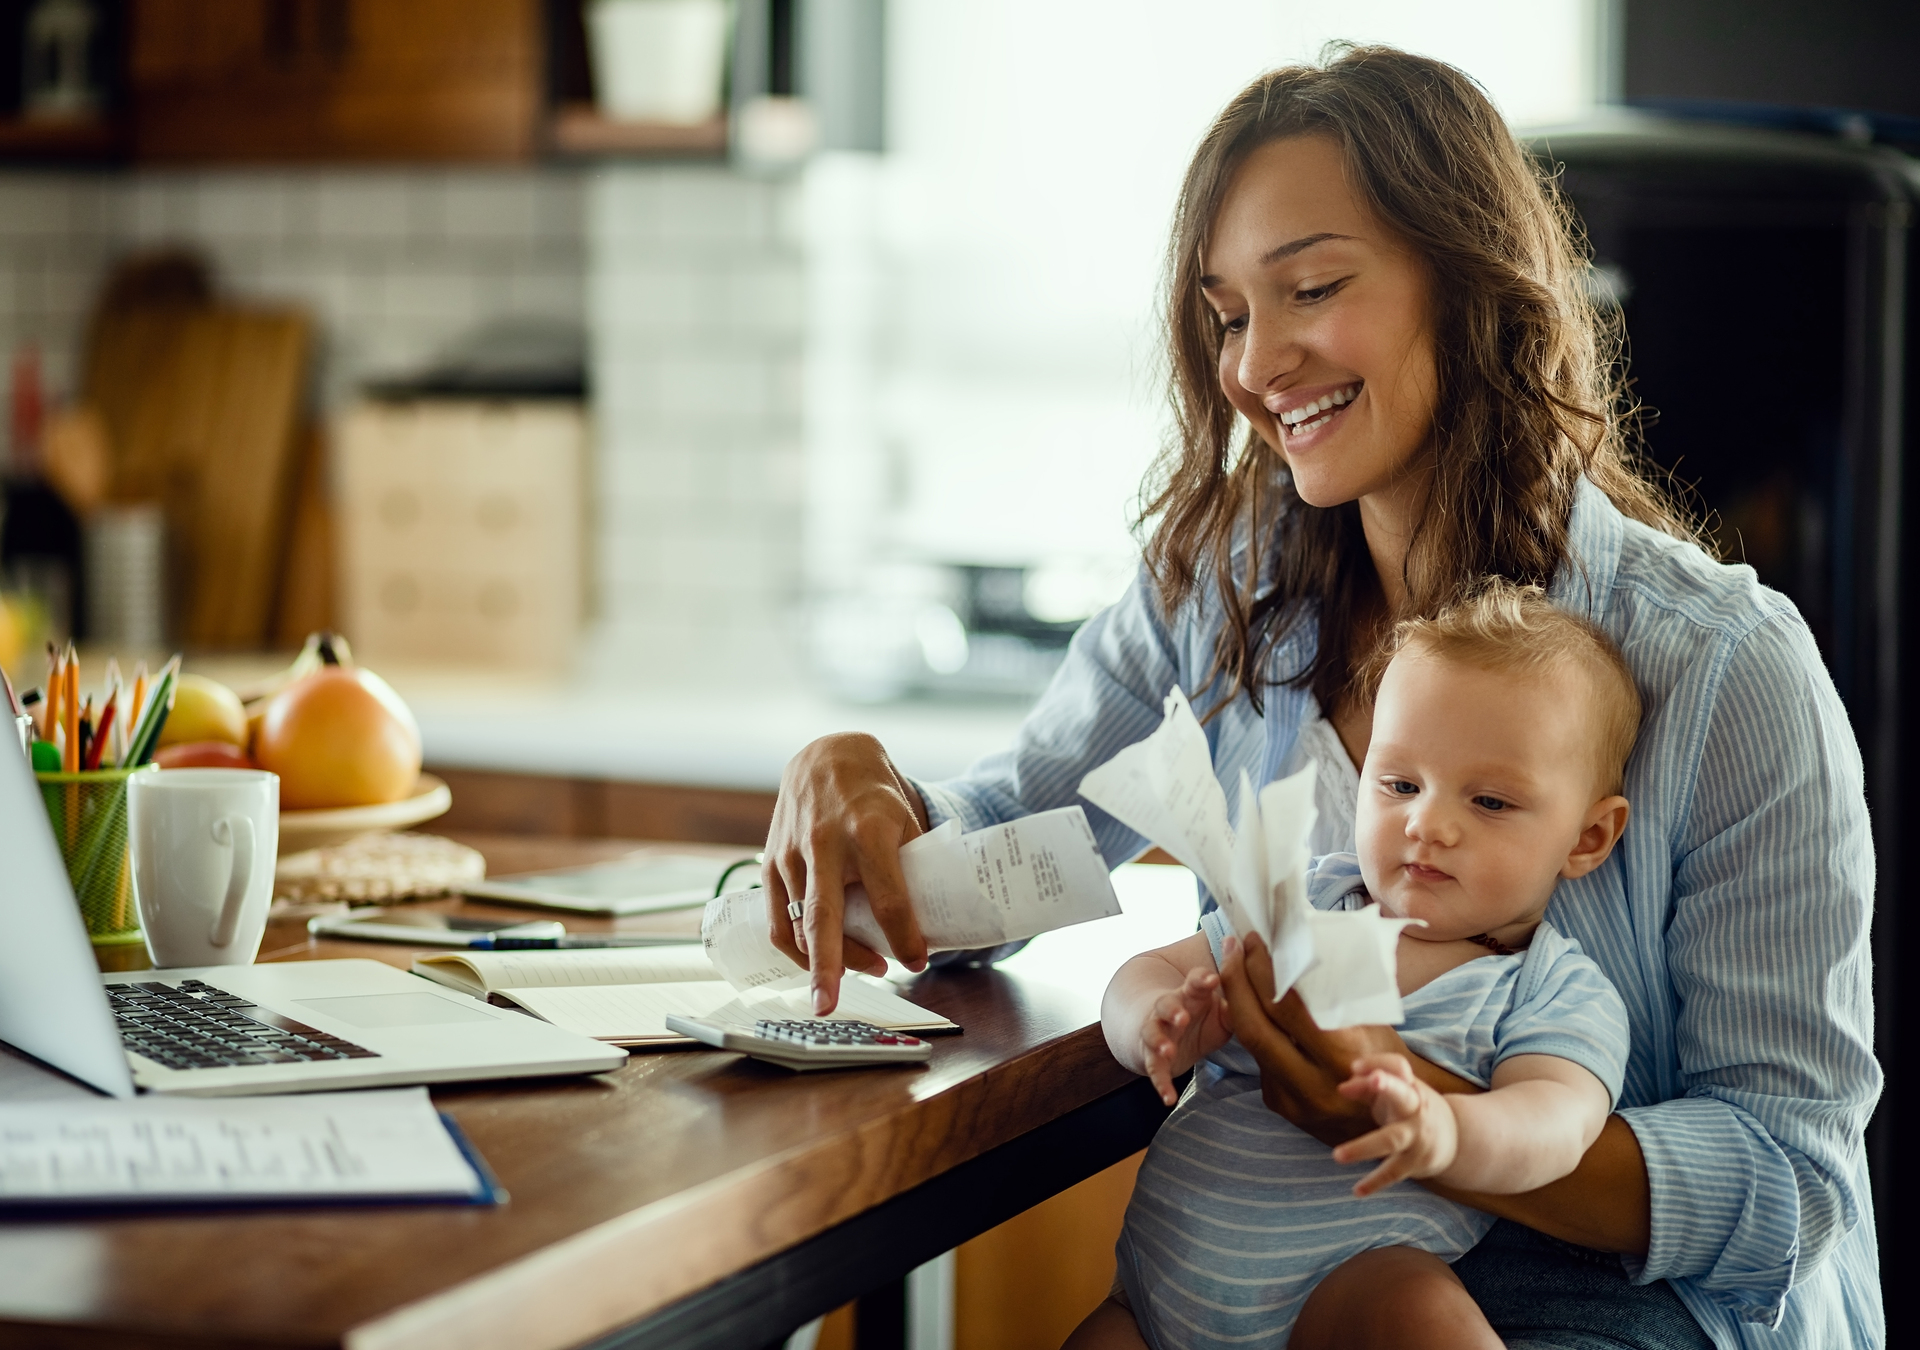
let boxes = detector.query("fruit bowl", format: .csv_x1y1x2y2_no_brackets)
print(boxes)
277,773,452,855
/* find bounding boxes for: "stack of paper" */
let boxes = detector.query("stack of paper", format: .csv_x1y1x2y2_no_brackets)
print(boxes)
702,806,1123,990
0,1088,498,1209
1078,688,1410,1028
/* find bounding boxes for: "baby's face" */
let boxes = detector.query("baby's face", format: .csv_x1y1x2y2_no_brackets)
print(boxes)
1356,651,1610,943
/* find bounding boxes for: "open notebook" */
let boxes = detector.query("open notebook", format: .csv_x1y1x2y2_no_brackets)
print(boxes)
411,946,957,1048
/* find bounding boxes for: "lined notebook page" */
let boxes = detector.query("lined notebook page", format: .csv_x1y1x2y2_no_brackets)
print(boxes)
701,978,959,1036
416,945,718,995
503,977,957,1044
502,982,737,1042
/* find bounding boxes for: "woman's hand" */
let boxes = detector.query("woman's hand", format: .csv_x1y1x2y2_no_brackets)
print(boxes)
1217,932,1478,1144
764,733,932,1014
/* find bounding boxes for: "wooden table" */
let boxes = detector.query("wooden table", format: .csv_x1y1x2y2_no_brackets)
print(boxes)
0,834,1169,1350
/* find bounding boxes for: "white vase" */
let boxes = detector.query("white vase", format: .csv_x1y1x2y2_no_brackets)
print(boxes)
587,0,731,125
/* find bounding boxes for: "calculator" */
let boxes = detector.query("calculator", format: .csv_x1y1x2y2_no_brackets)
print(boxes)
664,1015,932,1071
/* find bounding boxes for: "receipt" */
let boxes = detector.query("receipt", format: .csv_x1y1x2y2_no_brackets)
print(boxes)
701,888,806,990
1078,687,1235,901
1078,686,1408,1029
1296,907,1415,1027
701,805,1122,991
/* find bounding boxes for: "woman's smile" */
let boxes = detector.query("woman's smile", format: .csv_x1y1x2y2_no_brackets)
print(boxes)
1270,380,1364,450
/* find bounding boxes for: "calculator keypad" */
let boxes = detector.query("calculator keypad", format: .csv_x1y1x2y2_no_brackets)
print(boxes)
751,1018,923,1049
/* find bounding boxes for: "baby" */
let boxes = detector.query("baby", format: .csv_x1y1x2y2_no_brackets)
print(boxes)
1077,581,1639,1350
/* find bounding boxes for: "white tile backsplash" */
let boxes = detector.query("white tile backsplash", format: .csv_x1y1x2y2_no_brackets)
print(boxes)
586,163,804,681
2,158,804,683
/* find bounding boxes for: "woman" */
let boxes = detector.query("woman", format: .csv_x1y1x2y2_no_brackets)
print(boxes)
763,48,1881,1349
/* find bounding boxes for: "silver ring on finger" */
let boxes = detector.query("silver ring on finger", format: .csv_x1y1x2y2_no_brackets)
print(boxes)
786,899,804,923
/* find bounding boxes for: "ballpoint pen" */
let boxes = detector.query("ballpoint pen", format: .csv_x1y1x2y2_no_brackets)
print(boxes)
468,934,701,950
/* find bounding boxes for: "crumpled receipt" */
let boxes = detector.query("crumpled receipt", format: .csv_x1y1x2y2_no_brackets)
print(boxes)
1078,686,1413,1029
701,806,1122,990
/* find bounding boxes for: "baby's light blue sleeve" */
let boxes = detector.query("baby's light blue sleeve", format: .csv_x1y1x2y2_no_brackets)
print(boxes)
1492,931,1632,1107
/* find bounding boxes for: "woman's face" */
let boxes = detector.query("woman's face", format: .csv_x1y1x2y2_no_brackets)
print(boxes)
1202,134,1438,510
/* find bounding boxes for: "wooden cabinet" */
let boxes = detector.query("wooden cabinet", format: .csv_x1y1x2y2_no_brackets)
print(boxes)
129,0,540,162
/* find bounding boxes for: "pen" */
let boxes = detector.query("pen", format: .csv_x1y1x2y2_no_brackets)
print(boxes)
469,934,700,950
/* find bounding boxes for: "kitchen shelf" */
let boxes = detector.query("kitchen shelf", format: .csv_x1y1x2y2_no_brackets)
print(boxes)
0,114,122,162
547,103,727,157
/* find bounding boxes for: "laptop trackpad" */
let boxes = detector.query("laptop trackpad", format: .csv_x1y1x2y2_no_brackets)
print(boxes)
296,993,499,1027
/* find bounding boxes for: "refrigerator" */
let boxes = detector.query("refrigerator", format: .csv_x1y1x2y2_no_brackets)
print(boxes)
1540,113,1916,1223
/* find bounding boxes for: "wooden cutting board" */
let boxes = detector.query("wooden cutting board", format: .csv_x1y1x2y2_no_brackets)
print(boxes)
86,305,312,647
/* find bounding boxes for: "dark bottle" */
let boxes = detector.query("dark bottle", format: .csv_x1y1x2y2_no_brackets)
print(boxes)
0,346,83,641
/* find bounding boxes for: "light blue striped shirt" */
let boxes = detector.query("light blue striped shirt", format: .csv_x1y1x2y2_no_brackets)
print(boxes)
916,478,1883,1347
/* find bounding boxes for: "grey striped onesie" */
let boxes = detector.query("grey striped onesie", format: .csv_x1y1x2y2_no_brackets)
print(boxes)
1115,853,1631,1349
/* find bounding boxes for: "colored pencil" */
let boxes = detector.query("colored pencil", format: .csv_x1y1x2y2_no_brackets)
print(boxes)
124,656,181,768
61,650,78,773
86,691,115,771
128,662,148,743
43,643,61,747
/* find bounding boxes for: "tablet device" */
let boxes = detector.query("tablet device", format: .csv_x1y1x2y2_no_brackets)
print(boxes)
307,910,567,947
459,854,751,916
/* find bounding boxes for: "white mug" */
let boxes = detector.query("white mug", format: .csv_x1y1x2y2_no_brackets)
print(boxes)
129,769,279,968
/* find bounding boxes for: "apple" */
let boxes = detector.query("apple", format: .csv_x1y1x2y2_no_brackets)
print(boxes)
155,741,258,770
157,674,249,748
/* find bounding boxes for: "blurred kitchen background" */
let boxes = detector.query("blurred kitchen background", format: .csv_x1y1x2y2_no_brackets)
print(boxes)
5,1,1918,1342
0,0,1627,804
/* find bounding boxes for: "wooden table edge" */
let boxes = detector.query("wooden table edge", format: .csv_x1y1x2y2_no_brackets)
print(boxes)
342,1026,1136,1350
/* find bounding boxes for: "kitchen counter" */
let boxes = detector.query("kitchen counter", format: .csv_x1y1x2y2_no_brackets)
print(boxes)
184,655,1035,793
412,681,1034,791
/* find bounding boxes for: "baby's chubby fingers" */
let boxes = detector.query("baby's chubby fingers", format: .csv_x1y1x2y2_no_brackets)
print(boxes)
1332,1121,1419,1196
1352,1151,1419,1198
1141,993,1191,1105
1331,1119,1413,1166
1338,1066,1423,1124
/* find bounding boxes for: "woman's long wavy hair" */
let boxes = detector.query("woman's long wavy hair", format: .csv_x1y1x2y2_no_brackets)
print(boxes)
1143,45,1696,716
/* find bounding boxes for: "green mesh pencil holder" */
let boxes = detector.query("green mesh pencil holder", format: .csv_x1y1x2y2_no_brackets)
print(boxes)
37,765,158,947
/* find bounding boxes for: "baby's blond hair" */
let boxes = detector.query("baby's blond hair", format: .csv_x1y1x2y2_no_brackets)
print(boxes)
1364,579,1642,795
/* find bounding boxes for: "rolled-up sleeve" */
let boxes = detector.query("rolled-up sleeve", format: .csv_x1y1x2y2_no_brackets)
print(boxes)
1621,613,1881,1326
914,566,1186,866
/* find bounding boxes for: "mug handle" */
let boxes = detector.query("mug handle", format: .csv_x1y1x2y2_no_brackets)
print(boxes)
208,815,257,948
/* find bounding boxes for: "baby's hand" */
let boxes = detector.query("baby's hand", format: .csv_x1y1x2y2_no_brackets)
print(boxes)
1331,1054,1458,1196
1139,966,1229,1106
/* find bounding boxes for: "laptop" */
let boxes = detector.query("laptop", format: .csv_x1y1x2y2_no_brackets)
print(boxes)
0,746,626,1097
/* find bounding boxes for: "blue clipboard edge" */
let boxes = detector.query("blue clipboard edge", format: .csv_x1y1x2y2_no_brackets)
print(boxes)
0,1109,508,1217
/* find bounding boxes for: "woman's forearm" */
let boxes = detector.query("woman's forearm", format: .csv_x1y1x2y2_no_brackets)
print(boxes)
1423,1114,1651,1254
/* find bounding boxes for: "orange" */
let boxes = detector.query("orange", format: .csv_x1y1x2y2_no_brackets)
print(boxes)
254,667,421,810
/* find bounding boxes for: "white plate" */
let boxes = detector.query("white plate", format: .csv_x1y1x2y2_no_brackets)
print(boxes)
277,773,452,854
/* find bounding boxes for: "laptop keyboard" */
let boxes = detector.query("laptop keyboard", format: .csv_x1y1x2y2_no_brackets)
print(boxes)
108,978,380,1071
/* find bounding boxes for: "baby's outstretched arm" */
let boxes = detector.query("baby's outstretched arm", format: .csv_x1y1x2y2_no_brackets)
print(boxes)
1103,931,1231,1106
1332,1052,1610,1197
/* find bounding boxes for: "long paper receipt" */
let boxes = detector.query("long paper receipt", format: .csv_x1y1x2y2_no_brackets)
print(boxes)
702,805,1122,989
1077,687,1413,1029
